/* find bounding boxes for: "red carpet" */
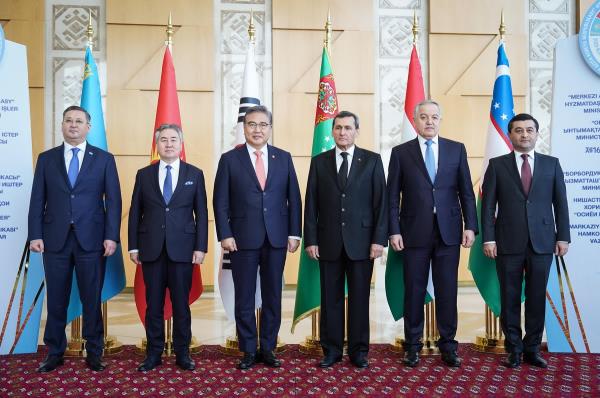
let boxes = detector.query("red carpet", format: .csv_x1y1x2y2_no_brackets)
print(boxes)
1,344,598,397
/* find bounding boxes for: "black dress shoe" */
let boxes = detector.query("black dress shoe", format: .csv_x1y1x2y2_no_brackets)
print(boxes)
237,352,258,370
37,355,64,373
350,356,369,368
260,351,281,368
403,350,419,367
441,350,461,367
524,352,547,368
503,352,522,368
318,355,342,368
85,355,107,372
137,356,162,371
175,354,195,371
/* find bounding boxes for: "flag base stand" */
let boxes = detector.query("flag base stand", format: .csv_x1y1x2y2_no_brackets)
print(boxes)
473,305,506,353
389,301,440,356
135,318,202,356
65,316,85,357
298,311,323,355
103,335,123,355
221,309,286,356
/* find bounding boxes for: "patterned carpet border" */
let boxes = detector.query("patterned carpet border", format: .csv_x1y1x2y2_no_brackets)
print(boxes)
1,344,599,397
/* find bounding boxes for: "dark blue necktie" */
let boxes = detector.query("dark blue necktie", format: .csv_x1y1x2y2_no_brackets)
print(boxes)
163,165,173,204
67,147,80,187
425,140,436,183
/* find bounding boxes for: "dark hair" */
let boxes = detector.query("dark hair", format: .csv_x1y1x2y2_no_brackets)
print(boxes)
508,113,539,132
63,105,91,123
333,110,360,129
154,123,184,142
244,105,272,125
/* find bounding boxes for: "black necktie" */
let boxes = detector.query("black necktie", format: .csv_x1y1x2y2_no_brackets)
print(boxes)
338,152,348,188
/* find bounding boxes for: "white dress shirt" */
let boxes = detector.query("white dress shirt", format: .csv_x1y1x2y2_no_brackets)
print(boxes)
158,158,180,194
64,141,87,172
335,145,355,175
514,149,535,176
246,143,269,176
417,134,439,173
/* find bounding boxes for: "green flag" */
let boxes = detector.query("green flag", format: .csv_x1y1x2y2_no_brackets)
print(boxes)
291,47,338,332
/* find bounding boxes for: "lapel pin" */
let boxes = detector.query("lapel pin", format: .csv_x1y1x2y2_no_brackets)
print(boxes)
88,152,93,155
358,158,362,162
272,155,275,159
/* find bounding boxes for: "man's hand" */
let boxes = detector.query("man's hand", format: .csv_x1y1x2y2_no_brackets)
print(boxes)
305,245,319,260
462,230,475,248
389,234,404,252
30,239,44,253
370,244,384,259
483,242,497,259
130,252,141,265
192,251,206,265
221,237,237,252
555,242,569,257
103,240,117,257
288,238,300,253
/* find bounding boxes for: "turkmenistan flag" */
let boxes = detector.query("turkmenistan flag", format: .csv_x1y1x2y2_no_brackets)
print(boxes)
384,44,433,321
291,46,338,332
467,41,514,317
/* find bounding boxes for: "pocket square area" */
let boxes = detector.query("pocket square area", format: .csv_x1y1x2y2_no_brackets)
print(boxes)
184,181,194,185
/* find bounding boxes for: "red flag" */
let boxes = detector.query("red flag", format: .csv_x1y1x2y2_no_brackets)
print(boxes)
133,47,203,325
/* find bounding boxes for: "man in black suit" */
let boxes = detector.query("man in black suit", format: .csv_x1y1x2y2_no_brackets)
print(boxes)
128,124,208,371
28,105,122,373
387,100,477,368
482,113,570,368
213,106,302,370
304,110,388,369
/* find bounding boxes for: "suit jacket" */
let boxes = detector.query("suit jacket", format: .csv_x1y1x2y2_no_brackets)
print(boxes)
304,146,388,261
387,137,478,247
28,143,122,252
213,144,302,250
128,161,208,263
481,152,570,255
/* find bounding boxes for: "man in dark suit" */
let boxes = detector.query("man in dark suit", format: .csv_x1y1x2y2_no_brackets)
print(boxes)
213,106,302,370
28,105,122,372
482,113,570,368
304,110,388,369
387,100,477,368
128,124,208,372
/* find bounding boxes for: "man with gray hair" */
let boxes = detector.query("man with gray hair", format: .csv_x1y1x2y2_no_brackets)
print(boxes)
128,123,208,372
387,100,477,368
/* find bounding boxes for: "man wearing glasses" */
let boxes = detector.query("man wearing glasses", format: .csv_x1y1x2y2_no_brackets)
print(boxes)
213,106,302,370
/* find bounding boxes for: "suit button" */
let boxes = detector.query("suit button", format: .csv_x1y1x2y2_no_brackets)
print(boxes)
342,222,345,226
166,208,170,212
262,192,266,196
71,194,75,198
342,194,346,197
161,225,165,229
264,208,267,212
432,188,435,192
342,208,345,212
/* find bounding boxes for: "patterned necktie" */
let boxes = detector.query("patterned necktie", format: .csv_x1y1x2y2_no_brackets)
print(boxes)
163,165,173,204
255,150,267,190
521,153,532,195
338,152,349,188
425,139,436,183
67,147,80,187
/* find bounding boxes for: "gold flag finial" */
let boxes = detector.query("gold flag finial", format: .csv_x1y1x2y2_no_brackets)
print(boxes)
412,9,419,45
166,12,174,48
248,10,256,44
86,10,94,49
499,10,506,41
324,8,332,50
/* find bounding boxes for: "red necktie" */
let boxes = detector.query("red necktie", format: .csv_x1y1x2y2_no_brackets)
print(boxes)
255,150,266,190
521,153,532,195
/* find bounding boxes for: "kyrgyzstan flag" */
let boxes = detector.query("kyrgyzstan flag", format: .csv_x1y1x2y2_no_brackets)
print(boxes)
133,46,203,324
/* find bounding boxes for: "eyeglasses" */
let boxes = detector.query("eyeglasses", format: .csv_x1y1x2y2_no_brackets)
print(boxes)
63,118,88,125
246,122,271,130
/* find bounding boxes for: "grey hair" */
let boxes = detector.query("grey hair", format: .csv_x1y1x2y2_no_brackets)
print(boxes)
244,105,273,125
154,123,184,143
414,100,442,122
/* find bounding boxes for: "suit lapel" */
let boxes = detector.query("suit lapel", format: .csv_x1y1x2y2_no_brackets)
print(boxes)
529,152,542,194
265,145,276,189
503,152,527,197
75,143,96,187
235,145,262,191
54,144,72,189
345,147,364,190
169,161,187,204
327,149,343,191
434,138,446,186
407,138,432,185
150,162,163,203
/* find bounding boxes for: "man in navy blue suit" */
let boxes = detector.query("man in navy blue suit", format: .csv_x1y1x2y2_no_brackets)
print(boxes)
387,100,477,368
28,105,122,372
213,106,302,370
128,124,208,372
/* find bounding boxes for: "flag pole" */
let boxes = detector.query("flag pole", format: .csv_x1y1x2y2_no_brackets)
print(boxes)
473,11,507,354
298,10,333,356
